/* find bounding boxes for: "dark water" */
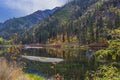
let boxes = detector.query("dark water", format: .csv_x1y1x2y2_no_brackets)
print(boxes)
21,48,99,80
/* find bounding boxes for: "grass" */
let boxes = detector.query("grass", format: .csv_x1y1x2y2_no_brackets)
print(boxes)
0,57,46,80
0,57,28,80
25,73,46,80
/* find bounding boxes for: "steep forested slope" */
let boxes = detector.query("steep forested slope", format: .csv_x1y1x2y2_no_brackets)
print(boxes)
20,0,120,44
0,8,59,39
19,0,98,43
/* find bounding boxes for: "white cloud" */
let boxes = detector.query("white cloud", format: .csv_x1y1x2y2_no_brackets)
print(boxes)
4,0,67,14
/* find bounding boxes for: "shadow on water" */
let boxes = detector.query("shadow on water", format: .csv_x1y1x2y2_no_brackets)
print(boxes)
21,47,100,80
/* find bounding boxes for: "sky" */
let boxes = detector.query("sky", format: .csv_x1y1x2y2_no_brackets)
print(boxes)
0,0,67,23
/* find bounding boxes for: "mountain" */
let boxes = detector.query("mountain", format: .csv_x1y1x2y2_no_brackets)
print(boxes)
19,0,98,43
0,23,1,26
0,23,2,29
0,7,59,39
19,0,120,44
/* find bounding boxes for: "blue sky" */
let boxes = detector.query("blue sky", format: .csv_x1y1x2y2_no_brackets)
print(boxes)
0,0,67,23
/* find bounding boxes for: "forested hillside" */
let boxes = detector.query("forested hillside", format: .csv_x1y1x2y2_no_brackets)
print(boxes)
19,0,120,44
0,8,59,39
19,0,98,43
0,0,120,80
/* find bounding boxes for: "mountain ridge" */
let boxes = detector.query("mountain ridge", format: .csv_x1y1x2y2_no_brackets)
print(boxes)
19,0,99,43
0,7,59,39
19,0,120,44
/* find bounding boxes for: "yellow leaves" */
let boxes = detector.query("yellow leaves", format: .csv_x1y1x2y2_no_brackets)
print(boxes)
11,56,17,60
95,39,120,61
117,50,120,56
102,17,106,21
52,62,57,65
54,73,62,80
7,47,11,53
0,58,27,80
50,66,55,69
114,8,120,14
13,33,18,39
0,38,4,43
0,50,3,54
7,46,19,54
19,41,23,44
108,29,120,40
6,46,20,61
112,55,116,60
8,40,13,44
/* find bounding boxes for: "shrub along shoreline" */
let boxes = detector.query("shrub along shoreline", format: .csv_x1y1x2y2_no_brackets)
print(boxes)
0,57,46,80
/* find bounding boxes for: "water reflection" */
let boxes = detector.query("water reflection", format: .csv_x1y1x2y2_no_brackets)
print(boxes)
21,48,98,80
22,56,64,63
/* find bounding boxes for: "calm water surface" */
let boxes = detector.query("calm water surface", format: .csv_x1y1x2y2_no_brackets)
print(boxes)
21,47,99,80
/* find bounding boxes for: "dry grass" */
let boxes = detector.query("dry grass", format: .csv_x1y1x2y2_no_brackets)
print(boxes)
0,57,28,80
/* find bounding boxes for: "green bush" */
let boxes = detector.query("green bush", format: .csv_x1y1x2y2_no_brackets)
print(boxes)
94,40,120,61
85,65,120,80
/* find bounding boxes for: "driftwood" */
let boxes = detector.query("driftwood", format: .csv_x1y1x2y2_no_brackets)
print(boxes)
22,56,64,63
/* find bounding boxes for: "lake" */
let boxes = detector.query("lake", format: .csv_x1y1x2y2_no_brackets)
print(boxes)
19,47,99,80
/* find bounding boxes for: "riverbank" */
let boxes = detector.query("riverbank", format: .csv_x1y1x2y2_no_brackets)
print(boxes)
22,42,108,49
